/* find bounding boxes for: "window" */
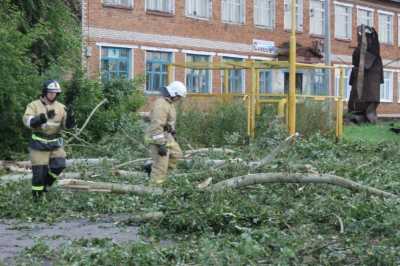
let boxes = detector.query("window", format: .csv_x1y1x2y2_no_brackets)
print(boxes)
312,69,326,95
103,0,132,7
146,51,172,91
259,70,272,93
398,74,400,102
335,3,352,40
221,0,245,24
146,0,174,13
221,57,244,93
380,71,393,102
101,47,131,81
309,0,324,35
357,8,374,27
254,0,275,29
334,67,351,99
186,0,211,19
379,12,393,45
284,72,303,94
186,54,211,93
284,0,303,31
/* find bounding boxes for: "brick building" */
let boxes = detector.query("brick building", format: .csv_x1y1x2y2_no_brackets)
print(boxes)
82,0,400,115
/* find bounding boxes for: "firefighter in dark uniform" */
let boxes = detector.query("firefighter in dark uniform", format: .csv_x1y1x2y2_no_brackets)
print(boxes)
22,80,75,201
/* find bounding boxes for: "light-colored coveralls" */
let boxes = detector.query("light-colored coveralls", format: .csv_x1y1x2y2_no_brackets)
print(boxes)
146,97,183,185
23,99,67,193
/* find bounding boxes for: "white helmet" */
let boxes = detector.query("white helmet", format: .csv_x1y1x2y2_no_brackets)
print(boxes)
166,81,187,98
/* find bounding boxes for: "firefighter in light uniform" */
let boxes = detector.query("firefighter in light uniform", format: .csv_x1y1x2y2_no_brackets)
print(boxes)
23,80,75,201
146,81,187,185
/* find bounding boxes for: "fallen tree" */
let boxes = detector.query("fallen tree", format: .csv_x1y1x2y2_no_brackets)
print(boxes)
56,172,398,198
208,173,398,198
0,172,82,184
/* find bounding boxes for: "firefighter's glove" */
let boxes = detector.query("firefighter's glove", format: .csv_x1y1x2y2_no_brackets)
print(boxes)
158,144,168,156
171,129,177,140
30,113,47,128
65,107,76,129
47,110,56,119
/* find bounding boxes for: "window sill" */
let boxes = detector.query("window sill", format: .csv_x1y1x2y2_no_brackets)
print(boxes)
380,99,393,103
185,14,211,22
380,42,394,47
222,21,245,26
102,4,133,10
310,33,324,39
255,25,275,31
334,37,352,43
284,29,304,34
146,10,174,17
144,90,161,96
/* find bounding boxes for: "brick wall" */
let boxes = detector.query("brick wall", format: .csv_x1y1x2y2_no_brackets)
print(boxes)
83,0,400,114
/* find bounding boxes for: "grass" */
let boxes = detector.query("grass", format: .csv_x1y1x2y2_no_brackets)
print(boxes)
2,107,400,265
344,122,400,144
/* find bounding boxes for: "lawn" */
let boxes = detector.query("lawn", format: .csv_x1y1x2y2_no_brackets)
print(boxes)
344,122,400,144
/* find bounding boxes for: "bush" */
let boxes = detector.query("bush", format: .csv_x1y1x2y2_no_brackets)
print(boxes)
296,99,336,137
176,101,247,147
62,72,146,142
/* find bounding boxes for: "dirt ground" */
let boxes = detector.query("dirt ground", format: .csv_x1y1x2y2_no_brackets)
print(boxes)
0,215,145,265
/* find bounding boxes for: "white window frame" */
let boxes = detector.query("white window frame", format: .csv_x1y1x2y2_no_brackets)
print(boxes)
309,0,324,36
334,65,352,100
221,0,245,24
334,2,353,40
398,73,400,103
378,11,394,45
145,0,174,13
185,0,212,20
254,0,275,29
356,6,374,27
398,15,400,47
103,0,133,8
284,0,303,32
380,70,394,102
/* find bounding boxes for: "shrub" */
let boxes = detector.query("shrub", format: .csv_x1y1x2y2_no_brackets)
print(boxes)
176,101,247,147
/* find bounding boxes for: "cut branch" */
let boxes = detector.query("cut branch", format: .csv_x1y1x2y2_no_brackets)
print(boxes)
57,179,164,195
249,134,298,170
67,98,108,143
184,148,235,158
208,173,398,198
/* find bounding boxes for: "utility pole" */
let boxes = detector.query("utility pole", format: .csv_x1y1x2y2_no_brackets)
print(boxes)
324,0,332,95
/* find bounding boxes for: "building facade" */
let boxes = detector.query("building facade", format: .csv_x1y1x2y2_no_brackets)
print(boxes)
82,0,400,115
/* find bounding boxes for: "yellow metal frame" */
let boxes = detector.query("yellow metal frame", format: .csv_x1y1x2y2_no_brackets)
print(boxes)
167,60,345,139
167,0,345,139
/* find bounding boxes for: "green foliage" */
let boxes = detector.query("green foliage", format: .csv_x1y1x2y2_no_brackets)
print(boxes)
296,99,336,137
62,73,146,142
0,0,80,159
177,101,247,147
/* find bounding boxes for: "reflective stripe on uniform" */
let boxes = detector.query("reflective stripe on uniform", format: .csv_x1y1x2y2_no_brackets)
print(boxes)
26,116,34,128
48,171,58,179
32,185,44,191
152,133,165,140
32,134,63,145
